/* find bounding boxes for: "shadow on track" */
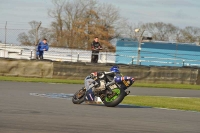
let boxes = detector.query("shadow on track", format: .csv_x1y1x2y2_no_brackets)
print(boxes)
79,103,152,109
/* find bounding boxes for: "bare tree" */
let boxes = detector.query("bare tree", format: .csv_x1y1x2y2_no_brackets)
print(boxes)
48,0,123,51
140,22,179,41
17,21,51,45
179,26,200,43
17,32,32,45
39,27,55,44
123,22,144,39
48,0,65,46
96,3,121,39
17,21,41,45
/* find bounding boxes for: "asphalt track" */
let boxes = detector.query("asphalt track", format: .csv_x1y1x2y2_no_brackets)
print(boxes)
0,81,200,133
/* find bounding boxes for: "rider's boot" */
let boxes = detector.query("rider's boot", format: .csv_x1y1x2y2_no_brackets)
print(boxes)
125,91,130,96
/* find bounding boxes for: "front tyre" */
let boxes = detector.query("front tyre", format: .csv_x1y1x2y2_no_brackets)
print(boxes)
103,87,126,107
72,88,86,104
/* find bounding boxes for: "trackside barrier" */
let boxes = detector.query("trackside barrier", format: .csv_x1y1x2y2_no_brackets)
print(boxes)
0,58,199,84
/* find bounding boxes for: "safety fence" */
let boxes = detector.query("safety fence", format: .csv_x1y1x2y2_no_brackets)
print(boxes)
1,25,200,67
0,44,116,63
2,43,200,67
0,25,116,63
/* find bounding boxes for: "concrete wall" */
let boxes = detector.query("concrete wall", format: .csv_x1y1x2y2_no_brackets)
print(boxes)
0,58,199,85
0,58,53,78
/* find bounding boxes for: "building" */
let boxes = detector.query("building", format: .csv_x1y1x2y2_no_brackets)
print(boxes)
115,38,200,67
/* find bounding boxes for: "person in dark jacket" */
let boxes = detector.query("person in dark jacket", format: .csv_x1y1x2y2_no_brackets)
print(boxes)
91,37,102,63
36,38,49,60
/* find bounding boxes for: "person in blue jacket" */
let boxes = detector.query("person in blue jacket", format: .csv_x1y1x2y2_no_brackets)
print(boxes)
37,38,49,60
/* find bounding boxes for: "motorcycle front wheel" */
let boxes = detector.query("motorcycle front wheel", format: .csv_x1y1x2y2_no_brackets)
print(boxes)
72,87,86,104
103,87,126,107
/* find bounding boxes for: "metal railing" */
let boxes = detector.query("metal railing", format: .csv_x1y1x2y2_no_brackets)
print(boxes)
0,44,116,63
1,25,200,67
2,43,200,67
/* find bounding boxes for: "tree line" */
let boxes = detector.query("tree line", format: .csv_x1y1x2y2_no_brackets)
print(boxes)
17,0,200,52
128,22,200,44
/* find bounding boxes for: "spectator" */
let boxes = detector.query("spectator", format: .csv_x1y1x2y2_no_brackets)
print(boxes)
37,38,49,60
91,37,102,63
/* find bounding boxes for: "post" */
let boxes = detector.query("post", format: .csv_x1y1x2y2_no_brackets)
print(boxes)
106,49,107,64
182,60,185,66
20,49,23,55
4,21,7,58
137,30,145,65
132,57,134,65
137,47,141,65
77,53,79,62
105,47,108,63
71,49,72,62
34,22,42,59
30,50,33,59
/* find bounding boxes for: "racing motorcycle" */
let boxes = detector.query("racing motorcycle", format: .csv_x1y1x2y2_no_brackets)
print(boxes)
72,70,134,107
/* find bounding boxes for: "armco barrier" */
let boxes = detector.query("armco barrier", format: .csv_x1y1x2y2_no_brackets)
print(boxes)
0,58,199,84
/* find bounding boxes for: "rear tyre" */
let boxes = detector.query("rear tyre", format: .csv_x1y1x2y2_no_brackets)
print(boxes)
72,88,86,104
103,87,126,107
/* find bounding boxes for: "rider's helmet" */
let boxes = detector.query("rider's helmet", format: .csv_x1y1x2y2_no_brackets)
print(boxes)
110,65,120,73
90,72,98,79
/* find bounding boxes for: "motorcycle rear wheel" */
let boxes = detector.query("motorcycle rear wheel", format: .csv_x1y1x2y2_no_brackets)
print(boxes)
103,87,126,107
72,88,86,104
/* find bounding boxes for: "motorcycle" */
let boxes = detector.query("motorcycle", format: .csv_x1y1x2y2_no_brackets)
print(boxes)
72,71,134,107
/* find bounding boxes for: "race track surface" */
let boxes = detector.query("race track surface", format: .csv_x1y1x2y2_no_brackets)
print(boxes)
0,81,200,133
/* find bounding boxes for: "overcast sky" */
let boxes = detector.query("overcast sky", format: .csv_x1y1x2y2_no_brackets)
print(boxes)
0,0,200,29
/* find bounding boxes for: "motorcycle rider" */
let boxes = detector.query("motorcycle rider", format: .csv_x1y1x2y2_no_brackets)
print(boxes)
84,66,134,101
85,66,119,91
84,66,118,101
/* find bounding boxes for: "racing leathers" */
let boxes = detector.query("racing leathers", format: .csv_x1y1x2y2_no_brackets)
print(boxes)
85,71,134,92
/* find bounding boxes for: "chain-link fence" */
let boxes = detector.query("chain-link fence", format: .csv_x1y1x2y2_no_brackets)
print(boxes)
0,23,115,63
0,44,116,63
1,23,200,67
0,28,29,45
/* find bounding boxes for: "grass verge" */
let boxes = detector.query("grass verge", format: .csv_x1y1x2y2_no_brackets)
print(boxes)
0,76,200,90
0,76,83,84
133,82,200,90
122,96,200,112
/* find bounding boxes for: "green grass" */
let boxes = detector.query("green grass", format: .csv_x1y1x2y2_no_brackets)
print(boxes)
0,76,200,90
0,76,83,84
122,96,200,112
133,82,200,90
